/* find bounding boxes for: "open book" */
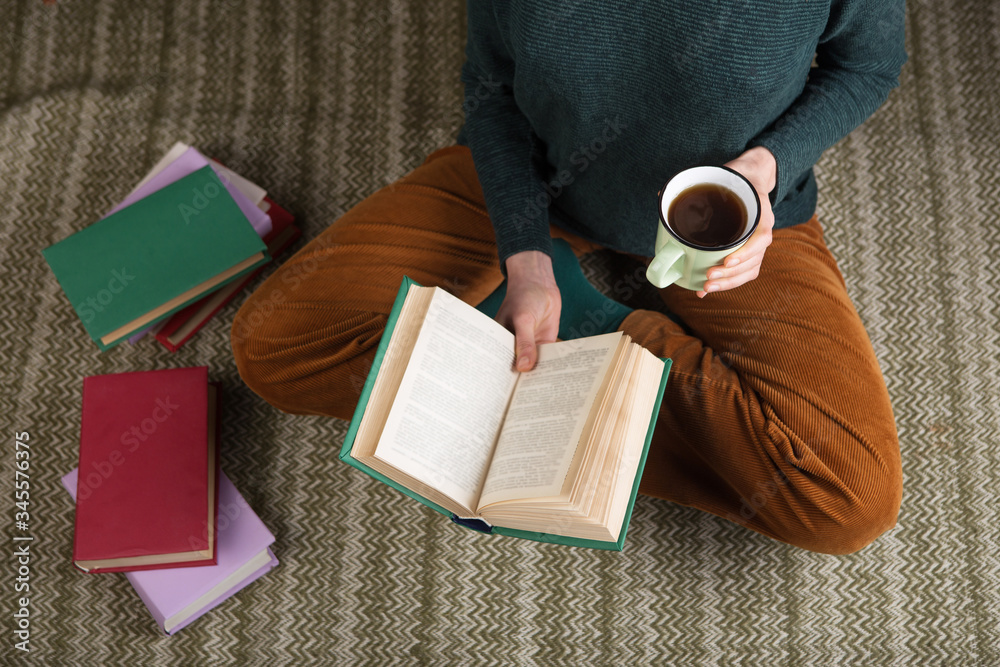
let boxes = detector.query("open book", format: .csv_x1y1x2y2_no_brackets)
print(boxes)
340,278,671,550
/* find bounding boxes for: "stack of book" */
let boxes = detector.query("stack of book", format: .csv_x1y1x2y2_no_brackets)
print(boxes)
61,366,278,634
43,142,300,352
154,197,300,352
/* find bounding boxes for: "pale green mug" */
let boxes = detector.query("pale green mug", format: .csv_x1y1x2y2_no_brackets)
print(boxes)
646,166,761,291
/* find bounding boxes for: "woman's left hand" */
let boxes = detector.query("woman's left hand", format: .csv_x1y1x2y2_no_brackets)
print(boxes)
698,146,777,298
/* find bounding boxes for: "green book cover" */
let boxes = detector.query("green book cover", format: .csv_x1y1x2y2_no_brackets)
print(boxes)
339,277,672,551
42,166,270,350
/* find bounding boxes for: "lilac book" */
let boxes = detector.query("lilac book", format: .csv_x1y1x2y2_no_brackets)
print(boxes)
62,468,277,635
109,145,272,237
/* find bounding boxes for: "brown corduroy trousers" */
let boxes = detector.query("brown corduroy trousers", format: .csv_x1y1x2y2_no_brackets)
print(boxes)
231,145,902,554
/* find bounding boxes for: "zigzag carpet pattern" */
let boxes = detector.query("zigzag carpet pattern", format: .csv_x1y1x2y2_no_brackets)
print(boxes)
2,0,998,664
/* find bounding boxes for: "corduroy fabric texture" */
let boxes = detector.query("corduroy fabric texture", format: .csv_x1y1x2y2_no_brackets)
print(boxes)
232,145,901,555
5,0,1000,663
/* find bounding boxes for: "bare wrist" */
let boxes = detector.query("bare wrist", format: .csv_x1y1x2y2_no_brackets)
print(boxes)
744,146,777,194
505,250,556,287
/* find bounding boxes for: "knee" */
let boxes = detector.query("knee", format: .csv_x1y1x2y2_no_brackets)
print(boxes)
230,296,380,419
726,425,902,555
775,441,902,555
229,303,301,415
796,487,900,555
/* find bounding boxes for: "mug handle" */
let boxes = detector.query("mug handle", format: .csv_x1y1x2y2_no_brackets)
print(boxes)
646,241,685,288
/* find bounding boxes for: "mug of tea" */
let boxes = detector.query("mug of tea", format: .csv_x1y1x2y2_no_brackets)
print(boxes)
646,166,761,291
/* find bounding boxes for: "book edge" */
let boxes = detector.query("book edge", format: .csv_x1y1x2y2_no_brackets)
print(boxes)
96,252,271,351
163,549,278,635
490,357,673,550
160,547,278,635
163,547,275,634
337,278,456,521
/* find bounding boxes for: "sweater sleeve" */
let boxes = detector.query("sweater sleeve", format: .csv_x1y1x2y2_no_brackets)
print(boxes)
461,1,553,270
749,0,908,204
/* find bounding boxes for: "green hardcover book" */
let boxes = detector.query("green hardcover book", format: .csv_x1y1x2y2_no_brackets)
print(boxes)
339,277,671,551
42,166,270,351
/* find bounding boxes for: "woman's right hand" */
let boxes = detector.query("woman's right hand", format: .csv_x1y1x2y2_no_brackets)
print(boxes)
495,250,562,372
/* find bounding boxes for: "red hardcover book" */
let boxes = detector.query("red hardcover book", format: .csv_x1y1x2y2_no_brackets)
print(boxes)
154,198,300,352
73,367,220,573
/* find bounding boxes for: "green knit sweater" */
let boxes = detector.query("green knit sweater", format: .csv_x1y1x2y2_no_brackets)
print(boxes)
456,0,907,266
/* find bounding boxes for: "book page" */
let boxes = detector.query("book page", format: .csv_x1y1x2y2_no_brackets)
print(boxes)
374,288,519,513
477,333,622,509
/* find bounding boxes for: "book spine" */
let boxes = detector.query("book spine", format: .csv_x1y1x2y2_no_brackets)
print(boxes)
71,377,91,568
209,382,223,564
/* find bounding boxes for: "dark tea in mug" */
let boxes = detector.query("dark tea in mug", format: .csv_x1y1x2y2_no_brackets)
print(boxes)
667,183,747,248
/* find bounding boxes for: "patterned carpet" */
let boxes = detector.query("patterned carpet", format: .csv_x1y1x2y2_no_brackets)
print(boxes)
2,1,999,665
